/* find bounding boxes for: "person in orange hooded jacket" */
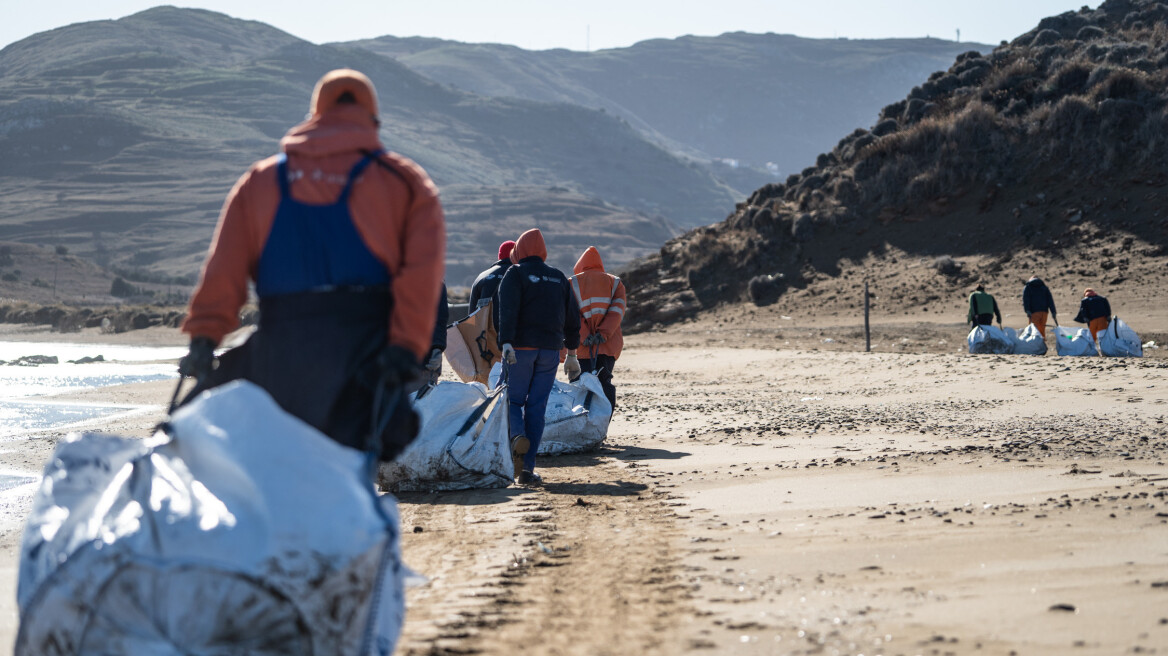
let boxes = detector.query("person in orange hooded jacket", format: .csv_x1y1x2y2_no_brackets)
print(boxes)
568,246,626,410
179,69,445,463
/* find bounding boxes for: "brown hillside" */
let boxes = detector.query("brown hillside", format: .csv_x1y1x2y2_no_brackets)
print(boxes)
622,0,1168,335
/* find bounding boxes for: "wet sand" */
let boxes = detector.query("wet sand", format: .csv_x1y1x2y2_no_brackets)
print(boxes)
0,318,1165,655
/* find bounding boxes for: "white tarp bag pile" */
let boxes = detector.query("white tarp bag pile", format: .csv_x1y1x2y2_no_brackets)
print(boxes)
378,381,512,492
1098,317,1143,358
16,381,405,656
967,325,1015,354
489,364,613,456
1055,326,1098,356
1011,323,1048,356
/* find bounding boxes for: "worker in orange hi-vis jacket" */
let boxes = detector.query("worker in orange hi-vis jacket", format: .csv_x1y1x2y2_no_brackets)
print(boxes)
567,246,626,410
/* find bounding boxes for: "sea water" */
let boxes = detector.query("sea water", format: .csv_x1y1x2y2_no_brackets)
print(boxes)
0,341,184,439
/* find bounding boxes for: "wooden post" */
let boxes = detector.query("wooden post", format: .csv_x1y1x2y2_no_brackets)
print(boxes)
864,280,871,352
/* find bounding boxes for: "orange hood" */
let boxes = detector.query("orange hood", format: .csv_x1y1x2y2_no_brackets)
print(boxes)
310,69,379,119
573,247,605,275
514,229,547,262
280,106,381,158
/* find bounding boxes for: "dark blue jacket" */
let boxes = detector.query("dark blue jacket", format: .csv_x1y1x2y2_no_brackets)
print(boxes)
469,259,511,309
1074,295,1111,323
1022,279,1056,316
497,257,581,351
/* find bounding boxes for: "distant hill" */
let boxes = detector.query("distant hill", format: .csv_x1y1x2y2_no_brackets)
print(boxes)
623,0,1168,332
0,6,735,298
344,33,987,180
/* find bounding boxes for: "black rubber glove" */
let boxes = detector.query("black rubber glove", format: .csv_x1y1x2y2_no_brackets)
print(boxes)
178,337,216,382
377,345,422,388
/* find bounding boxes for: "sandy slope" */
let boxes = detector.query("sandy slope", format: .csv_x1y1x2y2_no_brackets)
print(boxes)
0,320,1165,655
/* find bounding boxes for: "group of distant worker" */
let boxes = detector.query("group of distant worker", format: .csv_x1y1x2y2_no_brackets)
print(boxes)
174,67,625,489
967,276,1114,343
464,232,626,485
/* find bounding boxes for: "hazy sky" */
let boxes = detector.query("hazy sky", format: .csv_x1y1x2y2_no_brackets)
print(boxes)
3,1,1095,52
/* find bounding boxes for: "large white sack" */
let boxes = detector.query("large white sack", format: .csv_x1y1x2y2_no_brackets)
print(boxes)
1012,323,1048,355
378,381,512,492
538,372,612,455
967,325,1014,354
1055,326,1098,356
488,364,613,455
1098,316,1143,357
17,381,405,656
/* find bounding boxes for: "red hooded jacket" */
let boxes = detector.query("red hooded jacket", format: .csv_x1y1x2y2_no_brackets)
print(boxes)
570,247,625,360
182,70,446,360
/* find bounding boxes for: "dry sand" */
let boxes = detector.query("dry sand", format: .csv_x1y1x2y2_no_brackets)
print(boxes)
0,315,1165,655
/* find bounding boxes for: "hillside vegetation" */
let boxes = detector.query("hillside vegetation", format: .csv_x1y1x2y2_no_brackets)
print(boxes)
623,0,1168,332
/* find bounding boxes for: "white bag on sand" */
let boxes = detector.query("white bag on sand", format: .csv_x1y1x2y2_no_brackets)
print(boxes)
1055,326,1098,356
1011,323,1048,356
967,325,1014,354
1098,317,1143,358
488,363,613,456
539,371,613,455
378,381,512,492
17,381,405,656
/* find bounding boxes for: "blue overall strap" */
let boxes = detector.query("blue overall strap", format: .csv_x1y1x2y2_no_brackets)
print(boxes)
337,152,379,201
275,153,292,197
256,150,391,298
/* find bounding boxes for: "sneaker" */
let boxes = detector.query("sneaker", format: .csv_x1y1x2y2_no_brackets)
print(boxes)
509,434,529,479
517,470,543,486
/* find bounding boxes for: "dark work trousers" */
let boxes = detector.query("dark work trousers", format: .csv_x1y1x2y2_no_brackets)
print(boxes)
974,314,995,326
182,287,416,461
578,354,617,410
505,348,560,472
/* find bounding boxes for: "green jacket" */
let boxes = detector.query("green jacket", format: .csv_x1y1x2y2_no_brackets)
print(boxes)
967,291,1001,324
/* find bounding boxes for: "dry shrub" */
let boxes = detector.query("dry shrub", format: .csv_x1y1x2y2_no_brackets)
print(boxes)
1090,67,1155,100
1130,108,1168,162
1046,60,1093,96
1145,21,1168,48
987,58,1039,96
1044,95,1100,138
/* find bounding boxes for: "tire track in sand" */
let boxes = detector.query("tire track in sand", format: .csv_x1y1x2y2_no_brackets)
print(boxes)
392,450,692,655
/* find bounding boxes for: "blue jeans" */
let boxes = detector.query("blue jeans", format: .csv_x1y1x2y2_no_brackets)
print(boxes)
505,348,559,472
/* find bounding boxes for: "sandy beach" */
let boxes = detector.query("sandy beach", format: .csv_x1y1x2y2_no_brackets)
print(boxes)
0,316,1165,655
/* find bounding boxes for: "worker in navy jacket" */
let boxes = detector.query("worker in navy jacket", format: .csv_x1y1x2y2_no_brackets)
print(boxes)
469,240,515,310
496,229,581,486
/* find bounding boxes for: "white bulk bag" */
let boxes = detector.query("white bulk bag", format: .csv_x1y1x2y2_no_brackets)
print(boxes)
1055,326,1098,356
378,381,512,492
488,364,613,455
1012,323,1048,355
17,381,405,656
539,371,612,455
1098,317,1143,358
967,325,1014,354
